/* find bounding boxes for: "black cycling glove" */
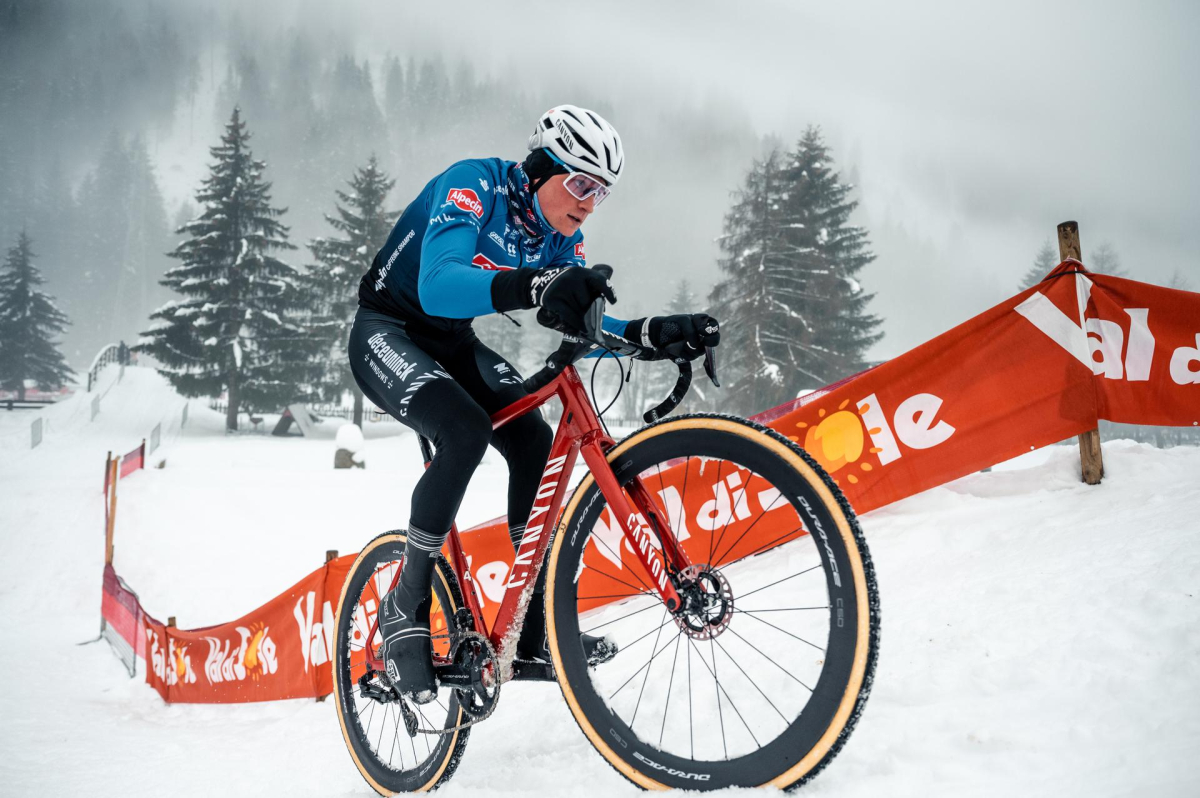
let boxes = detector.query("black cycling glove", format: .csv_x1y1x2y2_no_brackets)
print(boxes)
491,265,617,334
623,314,721,361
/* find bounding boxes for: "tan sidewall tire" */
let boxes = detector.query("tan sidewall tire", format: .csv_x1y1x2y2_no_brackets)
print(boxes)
332,532,467,795
545,416,873,790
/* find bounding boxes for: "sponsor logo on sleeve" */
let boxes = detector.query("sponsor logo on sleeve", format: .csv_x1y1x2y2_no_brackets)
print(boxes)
446,188,485,218
574,242,586,260
472,253,514,271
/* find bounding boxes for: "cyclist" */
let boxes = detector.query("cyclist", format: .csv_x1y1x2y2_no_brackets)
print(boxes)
348,105,721,703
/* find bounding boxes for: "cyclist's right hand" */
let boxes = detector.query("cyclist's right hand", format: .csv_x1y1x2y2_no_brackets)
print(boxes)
531,266,617,335
626,314,721,361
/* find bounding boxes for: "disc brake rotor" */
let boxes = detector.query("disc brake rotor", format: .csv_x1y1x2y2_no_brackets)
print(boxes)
673,564,734,640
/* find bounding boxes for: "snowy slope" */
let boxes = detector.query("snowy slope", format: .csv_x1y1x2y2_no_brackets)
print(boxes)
1,368,1198,796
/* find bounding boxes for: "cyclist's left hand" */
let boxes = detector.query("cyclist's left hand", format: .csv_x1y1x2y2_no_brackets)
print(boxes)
626,314,720,361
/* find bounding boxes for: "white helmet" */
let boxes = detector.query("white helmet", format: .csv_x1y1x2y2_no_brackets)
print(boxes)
527,105,624,186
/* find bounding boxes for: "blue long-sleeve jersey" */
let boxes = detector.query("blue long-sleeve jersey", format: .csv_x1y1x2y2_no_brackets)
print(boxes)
358,157,626,340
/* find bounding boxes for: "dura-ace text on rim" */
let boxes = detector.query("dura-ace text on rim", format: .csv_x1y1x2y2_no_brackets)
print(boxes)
545,415,879,791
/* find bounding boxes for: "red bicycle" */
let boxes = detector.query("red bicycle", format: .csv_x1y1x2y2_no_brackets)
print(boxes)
333,295,879,793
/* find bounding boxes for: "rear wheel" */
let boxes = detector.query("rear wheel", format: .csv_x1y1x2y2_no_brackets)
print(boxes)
333,531,471,794
546,414,879,791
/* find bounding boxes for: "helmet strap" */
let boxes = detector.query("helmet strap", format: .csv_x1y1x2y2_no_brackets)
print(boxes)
522,148,568,196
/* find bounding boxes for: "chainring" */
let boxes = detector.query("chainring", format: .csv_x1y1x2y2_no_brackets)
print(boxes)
411,630,501,736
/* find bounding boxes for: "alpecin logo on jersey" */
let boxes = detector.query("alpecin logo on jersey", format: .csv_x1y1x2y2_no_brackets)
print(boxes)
447,188,484,218
574,242,586,260
472,252,513,271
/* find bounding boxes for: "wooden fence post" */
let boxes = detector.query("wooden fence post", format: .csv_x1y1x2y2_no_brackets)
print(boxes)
1058,220,1104,485
314,549,340,703
105,458,119,565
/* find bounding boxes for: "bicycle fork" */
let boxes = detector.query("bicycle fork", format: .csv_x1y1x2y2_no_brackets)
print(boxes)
579,438,692,613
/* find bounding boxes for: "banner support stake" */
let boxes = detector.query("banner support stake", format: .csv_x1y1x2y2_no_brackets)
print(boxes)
1057,220,1104,485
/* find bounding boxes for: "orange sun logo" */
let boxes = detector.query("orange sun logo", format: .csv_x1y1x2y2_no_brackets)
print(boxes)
791,400,883,485
244,622,267,680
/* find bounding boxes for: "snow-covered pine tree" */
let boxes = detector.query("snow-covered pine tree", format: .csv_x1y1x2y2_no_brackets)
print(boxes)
1020,240,1057,290
709,129,883,415
305,155,396,427
135,108,321,431
1088,242,1127,278
0,230,74,400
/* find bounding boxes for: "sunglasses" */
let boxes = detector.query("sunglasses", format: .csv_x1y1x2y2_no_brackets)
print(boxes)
562,170,611,206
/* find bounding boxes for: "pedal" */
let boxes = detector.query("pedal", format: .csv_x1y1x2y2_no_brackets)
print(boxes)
511,659,556,682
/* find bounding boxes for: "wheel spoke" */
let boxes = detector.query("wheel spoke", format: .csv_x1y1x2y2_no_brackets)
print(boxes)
583,565,655,596
588,528,655,594
582,598,663,635
711,486,787,567
659,631,684,747
735,564,822,601
577,591,656,601
706,458,727,566
737,607,825,652
716,523,807,572
724,625,815,691
630,607,671,727
712,636,790,724
706,467,755,568
606,610,676,701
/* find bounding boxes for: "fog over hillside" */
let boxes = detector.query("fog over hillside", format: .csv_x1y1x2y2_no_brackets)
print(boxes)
2,0,1196,369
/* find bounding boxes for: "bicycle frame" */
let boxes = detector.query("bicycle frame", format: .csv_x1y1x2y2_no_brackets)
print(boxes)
363,364,693,675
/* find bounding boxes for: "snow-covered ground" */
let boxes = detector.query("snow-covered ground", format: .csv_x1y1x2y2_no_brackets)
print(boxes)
1,367,1198,796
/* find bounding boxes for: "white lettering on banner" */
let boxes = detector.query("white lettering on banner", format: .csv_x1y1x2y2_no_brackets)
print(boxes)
475,560,510,603
1170,335,1200,385
1125,309,1154,381
893,394,957,450
1015,274,1195,384
201,625,278,685
857,394,902,465
856,391,955,465
293,591,337,672
697,471,752,531
147,629,199,687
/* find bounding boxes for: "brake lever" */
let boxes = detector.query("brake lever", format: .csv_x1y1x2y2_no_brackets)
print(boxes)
703,346,720,387
582,263,613,344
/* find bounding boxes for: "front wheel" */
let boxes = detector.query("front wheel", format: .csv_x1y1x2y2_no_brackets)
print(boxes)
545,414,880,791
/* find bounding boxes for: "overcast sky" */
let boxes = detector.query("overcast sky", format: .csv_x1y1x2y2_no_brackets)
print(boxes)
186,0,1199,358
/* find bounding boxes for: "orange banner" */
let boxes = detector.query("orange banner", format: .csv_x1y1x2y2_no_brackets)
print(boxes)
143,557,353,702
